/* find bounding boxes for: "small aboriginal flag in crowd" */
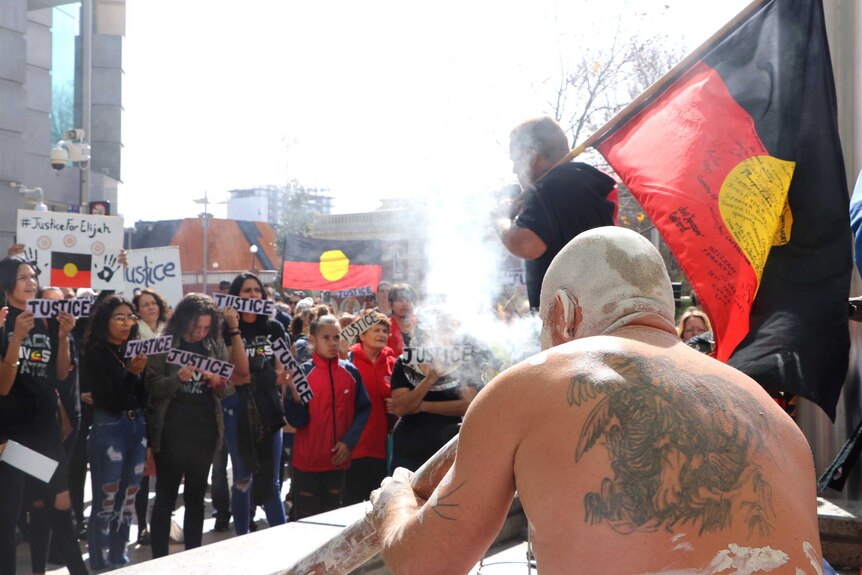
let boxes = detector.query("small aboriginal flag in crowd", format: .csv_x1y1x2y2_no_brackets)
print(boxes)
50,252,92,288
594,0,850,418
281,235,382,292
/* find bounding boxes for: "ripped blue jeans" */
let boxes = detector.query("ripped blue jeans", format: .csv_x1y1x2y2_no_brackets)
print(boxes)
86,409,148,570
222,394,286,535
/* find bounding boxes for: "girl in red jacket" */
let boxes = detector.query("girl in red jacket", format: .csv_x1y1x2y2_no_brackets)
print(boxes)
284,315,370,519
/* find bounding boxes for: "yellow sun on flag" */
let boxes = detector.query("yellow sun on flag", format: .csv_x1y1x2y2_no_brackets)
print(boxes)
319,250,349,281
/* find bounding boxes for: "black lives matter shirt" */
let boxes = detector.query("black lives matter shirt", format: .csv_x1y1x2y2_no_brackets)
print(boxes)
224,318,286,380
0,306,62,452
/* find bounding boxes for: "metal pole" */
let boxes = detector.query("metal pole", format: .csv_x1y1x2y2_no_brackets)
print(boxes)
202,203,209,294
80,0,92,212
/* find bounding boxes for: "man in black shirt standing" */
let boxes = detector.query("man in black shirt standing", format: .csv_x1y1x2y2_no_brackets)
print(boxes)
495,116,616,309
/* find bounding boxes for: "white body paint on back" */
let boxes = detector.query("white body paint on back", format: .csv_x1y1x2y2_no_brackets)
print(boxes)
639,544,790,575
671,533,695,553
703,544,789,574
800,541,822,575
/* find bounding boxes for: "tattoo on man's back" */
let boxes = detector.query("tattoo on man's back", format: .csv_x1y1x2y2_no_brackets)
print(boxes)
568,355,774,536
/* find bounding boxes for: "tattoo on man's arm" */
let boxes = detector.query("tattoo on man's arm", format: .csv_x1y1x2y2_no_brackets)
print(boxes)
429,481,466,521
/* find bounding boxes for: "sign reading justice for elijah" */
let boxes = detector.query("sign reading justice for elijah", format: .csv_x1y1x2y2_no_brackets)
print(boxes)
16,210,125,291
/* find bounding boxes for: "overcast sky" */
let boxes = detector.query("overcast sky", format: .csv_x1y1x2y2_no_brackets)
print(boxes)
117,0,749,223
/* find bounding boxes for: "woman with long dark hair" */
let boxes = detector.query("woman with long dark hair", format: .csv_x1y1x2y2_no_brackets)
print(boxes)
221,272,287,534
21,286,81,575
144,293,246,558
0,256,88,575
81,294,148,571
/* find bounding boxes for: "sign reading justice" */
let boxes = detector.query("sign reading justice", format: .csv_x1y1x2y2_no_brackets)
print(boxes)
213,293,275,317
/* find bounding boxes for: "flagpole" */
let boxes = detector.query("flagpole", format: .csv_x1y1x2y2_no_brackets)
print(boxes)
559,0,772,164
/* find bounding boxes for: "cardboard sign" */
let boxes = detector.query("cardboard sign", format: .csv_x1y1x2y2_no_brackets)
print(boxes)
16,210,124,291
271,337,314,404
401,346,476,377
166,348,234,380
505,268,526,287
0,440,58,483
125,335,173,358
213,293,275,317
26,297,92,318
124,247,183,308
334,286,374,299
340,313,377,343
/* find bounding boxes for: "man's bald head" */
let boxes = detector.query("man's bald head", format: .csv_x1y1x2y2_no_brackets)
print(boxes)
539,226,676,348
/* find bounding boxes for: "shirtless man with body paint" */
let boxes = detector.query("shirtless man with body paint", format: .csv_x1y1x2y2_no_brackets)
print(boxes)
370,226,824,575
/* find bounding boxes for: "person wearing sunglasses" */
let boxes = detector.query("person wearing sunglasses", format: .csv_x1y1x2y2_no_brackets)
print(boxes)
80,295,148,571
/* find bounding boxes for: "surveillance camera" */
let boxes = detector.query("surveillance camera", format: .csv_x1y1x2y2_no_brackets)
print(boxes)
63,129,85,141
50,146,69,171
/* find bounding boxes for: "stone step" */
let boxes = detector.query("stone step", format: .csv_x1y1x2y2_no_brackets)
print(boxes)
818,497,862,571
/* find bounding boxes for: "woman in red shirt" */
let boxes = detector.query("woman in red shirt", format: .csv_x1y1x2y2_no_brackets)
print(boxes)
344,312,397,505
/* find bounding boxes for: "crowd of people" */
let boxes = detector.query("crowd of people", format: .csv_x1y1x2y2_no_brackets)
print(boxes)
0,247,497,574
0,113,835,574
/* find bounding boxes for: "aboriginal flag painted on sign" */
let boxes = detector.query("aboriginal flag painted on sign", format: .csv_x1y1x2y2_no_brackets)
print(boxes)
50,252,92,288
281,235,382,292
594,0,851,419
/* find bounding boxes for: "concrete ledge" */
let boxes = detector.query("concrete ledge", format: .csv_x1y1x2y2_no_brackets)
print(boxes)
818,497,862,570
120,497,859,574
117,498,526,574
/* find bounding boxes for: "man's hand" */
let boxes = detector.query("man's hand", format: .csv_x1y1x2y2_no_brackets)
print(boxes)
368,467,420,536
331,441,351,466
80,392,93,405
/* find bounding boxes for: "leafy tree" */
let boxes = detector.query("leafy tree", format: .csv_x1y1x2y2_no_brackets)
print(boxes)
547,20,689,296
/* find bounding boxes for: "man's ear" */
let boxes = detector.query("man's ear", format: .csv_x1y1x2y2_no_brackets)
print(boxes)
555,289,581,341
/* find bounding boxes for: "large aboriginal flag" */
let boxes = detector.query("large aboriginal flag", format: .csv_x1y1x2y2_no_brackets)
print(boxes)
281,235,382,292
50,252,92,288
594,0,851,418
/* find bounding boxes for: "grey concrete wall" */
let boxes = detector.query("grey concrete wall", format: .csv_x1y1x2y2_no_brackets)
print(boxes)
0,1,123,254
0,0,28,248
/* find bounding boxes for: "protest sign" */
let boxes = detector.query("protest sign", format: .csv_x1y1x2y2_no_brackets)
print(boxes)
125,335,173,358
27,297,92,318
340,313,377,343
213,293,275,316
401,346,477,377
334,286,374,299
0,440,58,483
16,210,124,291
166,349,235,380
271,337,314,404
124,247,183,307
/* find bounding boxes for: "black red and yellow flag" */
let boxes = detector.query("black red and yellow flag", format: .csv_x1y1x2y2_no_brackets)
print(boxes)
50,252,92,288
281,235,382,292
594,0,850,418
